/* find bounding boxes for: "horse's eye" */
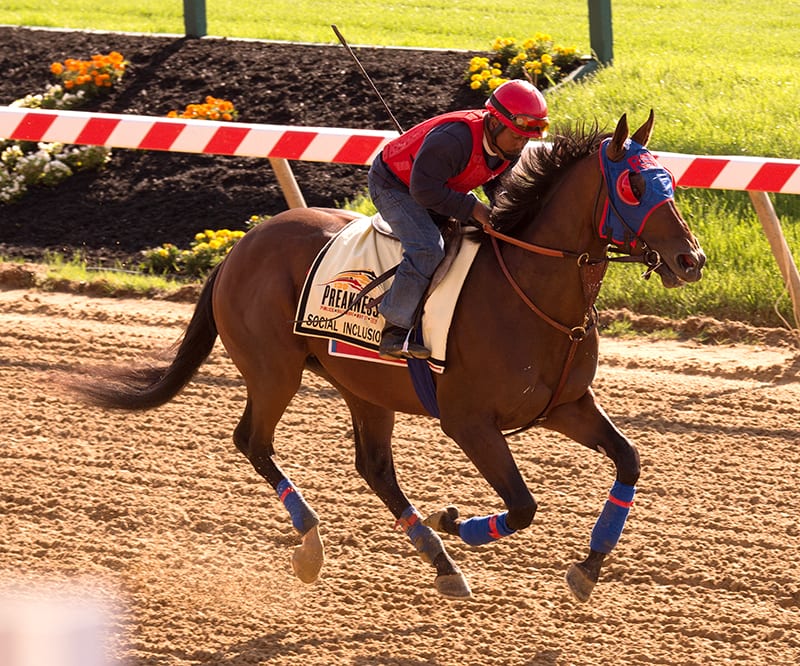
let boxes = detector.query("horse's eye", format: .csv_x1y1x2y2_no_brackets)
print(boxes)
629,172,645,200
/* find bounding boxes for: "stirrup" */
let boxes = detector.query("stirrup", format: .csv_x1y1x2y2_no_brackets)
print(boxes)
379,325,430,360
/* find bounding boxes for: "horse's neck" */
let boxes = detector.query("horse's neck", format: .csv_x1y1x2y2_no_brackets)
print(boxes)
501,158,606,320
522,157,603,255
509,159,605,272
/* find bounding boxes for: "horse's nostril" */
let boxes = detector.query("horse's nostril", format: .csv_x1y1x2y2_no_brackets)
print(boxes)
677,251,707,277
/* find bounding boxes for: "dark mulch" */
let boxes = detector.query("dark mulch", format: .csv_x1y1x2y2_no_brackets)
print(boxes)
0,26,485,266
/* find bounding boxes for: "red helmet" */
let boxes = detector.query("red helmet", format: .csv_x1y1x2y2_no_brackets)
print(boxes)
485,80,549,138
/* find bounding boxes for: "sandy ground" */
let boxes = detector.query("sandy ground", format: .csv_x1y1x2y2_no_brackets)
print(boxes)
1,287,800,666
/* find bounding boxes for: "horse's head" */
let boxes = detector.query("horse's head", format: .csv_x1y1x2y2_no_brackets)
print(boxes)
599,110,706,287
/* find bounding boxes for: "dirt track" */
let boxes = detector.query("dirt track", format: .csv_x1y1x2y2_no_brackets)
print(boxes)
2,288,800,665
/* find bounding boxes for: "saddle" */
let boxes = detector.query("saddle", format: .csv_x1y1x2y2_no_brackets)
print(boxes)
293,213,482,372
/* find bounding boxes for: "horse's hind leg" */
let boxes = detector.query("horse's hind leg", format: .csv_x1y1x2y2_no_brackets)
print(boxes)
339,390,471,599
545,389,641,603
234,394,324,584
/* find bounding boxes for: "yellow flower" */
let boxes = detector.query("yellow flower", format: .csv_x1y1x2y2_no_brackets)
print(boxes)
492,37,515,51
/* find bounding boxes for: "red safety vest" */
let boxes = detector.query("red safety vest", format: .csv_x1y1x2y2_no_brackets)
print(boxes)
381,110,510,192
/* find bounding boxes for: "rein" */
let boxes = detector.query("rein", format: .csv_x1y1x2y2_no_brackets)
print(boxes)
486,225,608,432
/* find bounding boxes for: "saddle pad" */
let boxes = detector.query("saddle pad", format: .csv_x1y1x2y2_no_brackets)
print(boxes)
294,214,481,371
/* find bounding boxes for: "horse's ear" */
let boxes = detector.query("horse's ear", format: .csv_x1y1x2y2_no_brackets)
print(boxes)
631,109,655,147
606,114,629,162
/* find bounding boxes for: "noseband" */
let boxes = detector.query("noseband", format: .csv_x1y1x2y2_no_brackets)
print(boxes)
484,138,677,431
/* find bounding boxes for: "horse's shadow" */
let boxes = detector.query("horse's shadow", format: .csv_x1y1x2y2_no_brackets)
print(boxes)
190,627,432,665
190,628,562,665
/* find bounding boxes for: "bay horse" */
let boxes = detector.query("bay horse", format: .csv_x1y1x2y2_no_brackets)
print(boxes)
69,111,705,602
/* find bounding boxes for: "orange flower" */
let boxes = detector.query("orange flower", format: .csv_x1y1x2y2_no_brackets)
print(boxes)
50,62,64,75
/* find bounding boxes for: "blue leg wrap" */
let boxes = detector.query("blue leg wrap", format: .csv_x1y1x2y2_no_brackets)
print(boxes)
276,478,319,535
397,506,444,564
458,512,515,546
589,480,636,553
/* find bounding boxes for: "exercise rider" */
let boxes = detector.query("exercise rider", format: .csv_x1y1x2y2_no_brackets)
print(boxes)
367,79,549,360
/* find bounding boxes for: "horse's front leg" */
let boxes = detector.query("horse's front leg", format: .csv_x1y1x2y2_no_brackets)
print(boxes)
544,388,641,603
430,416,538,551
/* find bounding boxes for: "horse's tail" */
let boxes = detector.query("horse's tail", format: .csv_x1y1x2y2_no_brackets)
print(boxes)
70,263,221,411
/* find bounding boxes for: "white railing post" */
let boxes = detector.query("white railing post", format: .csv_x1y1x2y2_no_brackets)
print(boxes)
269,158,307,208
748,190,800,329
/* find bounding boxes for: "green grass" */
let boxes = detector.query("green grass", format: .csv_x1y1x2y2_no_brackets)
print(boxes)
2,0,800,327
600,190,800,326
41,252,189,296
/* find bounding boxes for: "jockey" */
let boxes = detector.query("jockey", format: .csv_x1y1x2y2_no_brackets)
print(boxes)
368,79,549,360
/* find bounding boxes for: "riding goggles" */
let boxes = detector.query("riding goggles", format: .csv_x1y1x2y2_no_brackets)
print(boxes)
507,114,550,136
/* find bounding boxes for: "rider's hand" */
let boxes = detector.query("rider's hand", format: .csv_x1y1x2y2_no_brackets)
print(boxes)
471,201,492,229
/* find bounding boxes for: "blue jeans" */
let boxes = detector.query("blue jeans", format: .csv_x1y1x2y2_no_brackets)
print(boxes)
368,160,445,330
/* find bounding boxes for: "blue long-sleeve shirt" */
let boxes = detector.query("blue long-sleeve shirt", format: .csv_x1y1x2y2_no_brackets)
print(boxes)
377,121,515,223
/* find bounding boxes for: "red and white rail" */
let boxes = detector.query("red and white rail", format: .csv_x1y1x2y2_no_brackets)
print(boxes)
0,107,393,167
2,106,800,194
653,151,800,195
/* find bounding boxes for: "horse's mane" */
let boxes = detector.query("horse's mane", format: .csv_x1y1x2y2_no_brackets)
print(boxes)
491,122,609,233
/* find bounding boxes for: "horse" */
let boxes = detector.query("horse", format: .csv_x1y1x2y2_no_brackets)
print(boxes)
68,111,705,602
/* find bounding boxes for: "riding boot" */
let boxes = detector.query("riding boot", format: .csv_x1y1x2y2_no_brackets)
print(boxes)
378,325,431,360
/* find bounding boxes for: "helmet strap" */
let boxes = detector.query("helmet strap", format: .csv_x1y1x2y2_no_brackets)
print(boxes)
485,116,521,161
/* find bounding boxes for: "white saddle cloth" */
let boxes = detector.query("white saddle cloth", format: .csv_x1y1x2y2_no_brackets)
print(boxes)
293,214,481,372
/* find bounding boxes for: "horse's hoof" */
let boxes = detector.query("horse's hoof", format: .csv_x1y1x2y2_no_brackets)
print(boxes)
423,505,460,534
292,524,324,584
565,562,596,603
435,572,472,599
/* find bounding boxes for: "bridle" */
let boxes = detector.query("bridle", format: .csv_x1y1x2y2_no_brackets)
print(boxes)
484,139,672,432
